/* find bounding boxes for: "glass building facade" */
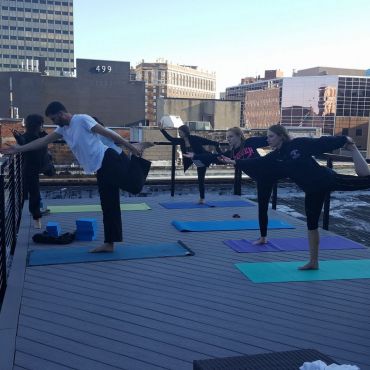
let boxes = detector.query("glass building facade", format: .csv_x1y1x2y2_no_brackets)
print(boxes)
227,75,370,147
0,0,74,76
281,76,338,134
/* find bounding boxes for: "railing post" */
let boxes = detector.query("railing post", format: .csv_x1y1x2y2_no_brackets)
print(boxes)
322,157,333,230
0,169,7,302
170,144,176,197
271,182,278,210
233,167,242,195
9,157,17,255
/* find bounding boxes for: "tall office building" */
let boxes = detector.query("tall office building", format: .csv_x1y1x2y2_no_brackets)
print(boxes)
135,59,216,125
0,0,74,76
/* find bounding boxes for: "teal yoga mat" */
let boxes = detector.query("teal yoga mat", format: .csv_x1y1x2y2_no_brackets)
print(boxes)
172,219,294,232
28,241,193,266
236,259,370,283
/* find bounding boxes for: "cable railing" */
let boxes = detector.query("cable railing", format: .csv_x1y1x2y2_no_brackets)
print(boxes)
0,142,368,305
0,153,24,305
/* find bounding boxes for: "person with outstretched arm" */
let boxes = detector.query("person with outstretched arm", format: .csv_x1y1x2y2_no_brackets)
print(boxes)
159,123,221,204
1,102,152,253
185,127,272,245
221,124,370,270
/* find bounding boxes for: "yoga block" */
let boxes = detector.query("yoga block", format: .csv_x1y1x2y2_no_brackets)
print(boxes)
76,232,97,241
76,218,97,231
46,222,61,237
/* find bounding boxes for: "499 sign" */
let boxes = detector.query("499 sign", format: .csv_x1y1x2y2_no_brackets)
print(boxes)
91,65,112,73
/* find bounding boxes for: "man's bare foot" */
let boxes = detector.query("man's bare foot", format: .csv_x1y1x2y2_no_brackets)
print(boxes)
34,219,42,229
89,243,114,253
198,198,205,205
298,261,319,270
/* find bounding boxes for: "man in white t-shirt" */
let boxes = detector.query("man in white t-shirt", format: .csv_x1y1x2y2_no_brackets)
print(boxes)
1,101,152,253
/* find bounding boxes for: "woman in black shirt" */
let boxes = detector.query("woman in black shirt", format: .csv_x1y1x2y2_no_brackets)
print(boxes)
160,124,221,204
223,124,370,270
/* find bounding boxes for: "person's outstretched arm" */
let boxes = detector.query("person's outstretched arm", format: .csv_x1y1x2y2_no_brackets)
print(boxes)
158,126,182,145
92,124,141,156
0,132,61,155
196,136,222,153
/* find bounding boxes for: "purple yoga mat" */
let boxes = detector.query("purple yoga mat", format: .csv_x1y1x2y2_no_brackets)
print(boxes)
225,235,366,253
224,239,281,253
269,236,366,251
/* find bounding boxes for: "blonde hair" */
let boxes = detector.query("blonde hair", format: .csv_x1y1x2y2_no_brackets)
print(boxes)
268,124,291,142
227,127,246,143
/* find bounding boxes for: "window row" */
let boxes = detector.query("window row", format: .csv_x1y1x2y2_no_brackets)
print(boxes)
1,26,73,34
1,16,72,25
6,0,71,5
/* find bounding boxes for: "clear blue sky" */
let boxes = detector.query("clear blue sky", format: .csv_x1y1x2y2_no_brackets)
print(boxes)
74,0,370,95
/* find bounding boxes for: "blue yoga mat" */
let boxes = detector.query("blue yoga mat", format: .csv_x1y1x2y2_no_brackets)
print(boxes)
172,219,295,232
27,241,193,266
236,259,370,283
160,200,255,209
225,235,366,253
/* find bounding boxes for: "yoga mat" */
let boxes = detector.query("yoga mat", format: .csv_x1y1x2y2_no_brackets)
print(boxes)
28,241,193,266
48,203,151,213
269,235,366,251
160,200,254,209
225,235,366,253
225,239,280,253
236,259,370,283
172,219,294,232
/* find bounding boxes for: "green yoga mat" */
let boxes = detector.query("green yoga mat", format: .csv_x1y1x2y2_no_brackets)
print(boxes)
48,203,151,213
236,259,370,283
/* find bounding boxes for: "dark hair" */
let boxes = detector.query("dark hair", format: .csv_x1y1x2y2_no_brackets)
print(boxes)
178,125,190,137
92,116,105,126
25,114,44,135
45,101,67,117
268,124,291,142
227,127,245,143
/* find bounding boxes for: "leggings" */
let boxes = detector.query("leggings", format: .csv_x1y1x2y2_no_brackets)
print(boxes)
197,166,207,199
305,174,370,230
24,172,41,220
96,149,150,243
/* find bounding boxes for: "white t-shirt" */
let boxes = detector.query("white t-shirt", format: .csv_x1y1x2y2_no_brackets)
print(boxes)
99,128,122,154
55,114,108,174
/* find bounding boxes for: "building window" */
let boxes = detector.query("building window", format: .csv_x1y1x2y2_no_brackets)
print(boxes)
356,129,362,136
342,128,349,136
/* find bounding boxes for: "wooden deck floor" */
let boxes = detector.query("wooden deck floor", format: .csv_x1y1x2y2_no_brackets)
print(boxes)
3,194,370,369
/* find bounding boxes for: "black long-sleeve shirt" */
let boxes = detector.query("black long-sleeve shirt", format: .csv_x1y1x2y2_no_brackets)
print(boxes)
193,136,269,167
17,131,49,175
160,129,221,172
235,135,348,236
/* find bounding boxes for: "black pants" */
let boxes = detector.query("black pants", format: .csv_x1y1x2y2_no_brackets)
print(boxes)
24,171,41,220
197,166,207,199
96,149,151,243
257,181,274,237
305,174,370,230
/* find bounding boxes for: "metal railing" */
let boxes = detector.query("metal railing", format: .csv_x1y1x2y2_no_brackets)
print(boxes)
0,153,24,305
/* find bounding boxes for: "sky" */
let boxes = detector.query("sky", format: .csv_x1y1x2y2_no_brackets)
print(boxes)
74,0,370,95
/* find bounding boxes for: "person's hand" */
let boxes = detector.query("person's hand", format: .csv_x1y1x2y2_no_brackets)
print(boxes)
344,136,356,151
253,237,268,245
218,155,236,165
0,144,21,155
11,129,22,137
183,152,194,159
130,143,143,157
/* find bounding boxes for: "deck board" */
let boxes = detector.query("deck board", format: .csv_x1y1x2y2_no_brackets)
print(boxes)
4,194,370,369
